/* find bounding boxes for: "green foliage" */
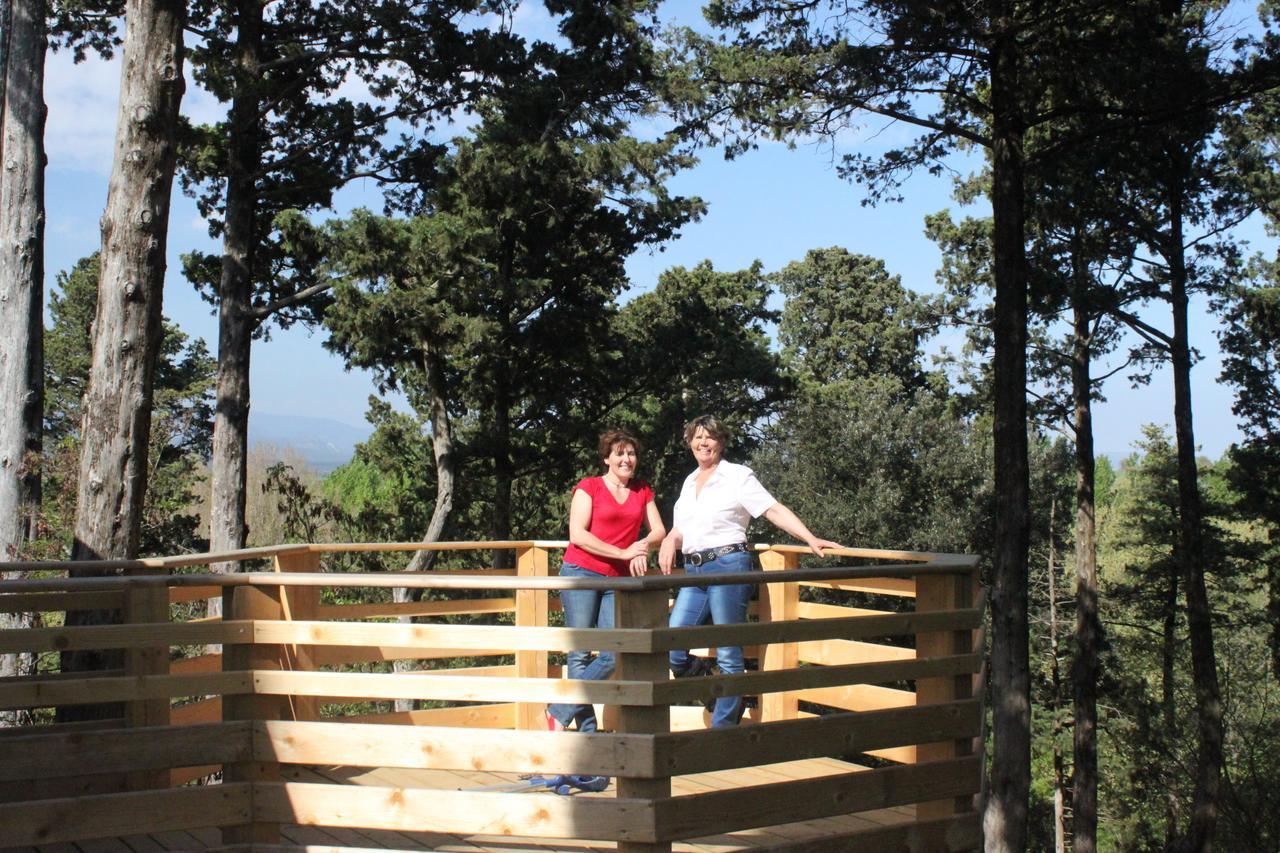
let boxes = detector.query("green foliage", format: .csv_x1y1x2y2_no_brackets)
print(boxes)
34,254,215,558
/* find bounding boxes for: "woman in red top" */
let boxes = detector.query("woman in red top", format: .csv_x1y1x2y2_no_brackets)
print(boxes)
546,428,665,733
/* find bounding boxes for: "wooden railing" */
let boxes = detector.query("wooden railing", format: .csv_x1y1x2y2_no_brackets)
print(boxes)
0,541,985,852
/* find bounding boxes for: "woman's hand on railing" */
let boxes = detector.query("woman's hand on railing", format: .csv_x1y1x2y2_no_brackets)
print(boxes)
807,538,843,558
627,554,650,576
658,532,681,575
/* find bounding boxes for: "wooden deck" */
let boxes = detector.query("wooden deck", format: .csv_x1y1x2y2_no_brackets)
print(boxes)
1,757,914,852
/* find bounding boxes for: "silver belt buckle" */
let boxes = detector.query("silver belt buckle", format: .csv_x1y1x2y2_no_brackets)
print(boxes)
687,551,704,567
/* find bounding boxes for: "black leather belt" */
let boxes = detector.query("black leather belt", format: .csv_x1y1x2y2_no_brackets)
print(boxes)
684,542,749,567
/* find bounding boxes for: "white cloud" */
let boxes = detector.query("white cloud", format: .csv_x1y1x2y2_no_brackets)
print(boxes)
44,50,121,174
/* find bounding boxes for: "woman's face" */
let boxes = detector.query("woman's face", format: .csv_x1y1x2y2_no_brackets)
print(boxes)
688,426,723,467
604,442,638,482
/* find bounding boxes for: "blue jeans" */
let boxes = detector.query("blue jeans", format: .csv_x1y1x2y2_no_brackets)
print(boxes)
667,549,754,727
548,563,614,732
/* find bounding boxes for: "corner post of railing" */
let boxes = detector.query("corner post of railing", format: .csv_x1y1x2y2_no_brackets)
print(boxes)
221,575,290,845
122,565,170,790
915,563,977,822
759,547,800,722
514,543,549,730
273,549,322,721
615,584,672,853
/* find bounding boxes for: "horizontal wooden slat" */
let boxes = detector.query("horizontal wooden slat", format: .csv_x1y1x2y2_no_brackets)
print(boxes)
801,577,917,597
254,781,656,841
169,585,223,603
0,769,127,804
795,601,893,620
0,590,124,613
759,812,982,852
249,670,652,706
255,719,656,776
655,755,981,840
252,620,653,654
0,619,251,654
343,703,515,728
0,721,251,782
316,597,516,620
0,670,251,710
656,653,981,705
650,608,979,653
795,683,917,711
653,700,981,775
796,639,915,666
0,782,252,846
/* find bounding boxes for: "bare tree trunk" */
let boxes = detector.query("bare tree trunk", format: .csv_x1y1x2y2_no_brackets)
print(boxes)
1162,560,1179,847
1070,250,1101,853
985,10,1032,850
207,0,263,616
63,0,184,721
1166,186,1222,853
0,0,46,725
395,341,457,711
1048,499,1068,853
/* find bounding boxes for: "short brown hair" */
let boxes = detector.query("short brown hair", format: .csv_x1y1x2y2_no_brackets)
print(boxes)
683,414,730,447
598,428,641,461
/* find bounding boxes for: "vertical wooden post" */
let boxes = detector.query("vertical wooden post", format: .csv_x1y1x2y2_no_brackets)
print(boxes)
274,550,322,721
123,567,170,790
760,548,800,722
915,568,976,820
221,581,289,845
515,544,549,730
615,586,672,853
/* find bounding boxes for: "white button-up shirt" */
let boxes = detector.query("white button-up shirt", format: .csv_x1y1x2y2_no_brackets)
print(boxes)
671,459,777,552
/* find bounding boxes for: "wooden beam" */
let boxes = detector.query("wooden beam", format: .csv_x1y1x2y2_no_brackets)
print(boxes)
654,653,981,706
254,719,657,777
0,721,252,781
646,607,981,652
0,619,252,653
760,549,799,722
515,544,550,731
615,586,672,853
250,619,653,654
253,781,657,842
0,590,123,613
654,755,982,841
796,638,915,666
247,669,654,706
651,700,981,776
800,577,917,597
794,683,916,712
794,601,891,620
344,703,515,728
0,783,252,846
758,812,983,852
0,670,251,710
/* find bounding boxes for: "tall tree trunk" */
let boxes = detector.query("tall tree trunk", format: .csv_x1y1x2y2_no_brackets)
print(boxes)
1166,180,1222,853
491,241,515,571
1048,499,1068,853
208,0,263,614
1070,247,1101,853
71,0,184,561
0,0,46,724
63,0,184,720
395,341,457,712
1161,559,1179,847
985,10,1032,851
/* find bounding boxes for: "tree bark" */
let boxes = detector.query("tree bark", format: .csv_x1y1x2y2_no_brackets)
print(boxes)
395,340,457,712
1166,178,1222,853
63,0,184,721
1048,498,1067,853
984,8,1032,850
0,0,46,724
1161,559,1179,847
208,0,263,612
71,0,184,562
1070,244,1101,853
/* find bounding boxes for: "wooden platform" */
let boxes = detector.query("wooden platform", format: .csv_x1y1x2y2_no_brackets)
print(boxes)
1,756,915,852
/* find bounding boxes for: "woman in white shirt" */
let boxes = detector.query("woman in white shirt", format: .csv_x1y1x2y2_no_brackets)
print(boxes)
658,414,840,727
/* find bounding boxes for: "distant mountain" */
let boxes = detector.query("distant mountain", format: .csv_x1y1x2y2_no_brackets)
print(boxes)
248,411,372,473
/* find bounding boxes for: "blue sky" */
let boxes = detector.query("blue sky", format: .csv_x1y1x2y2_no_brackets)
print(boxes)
40,2,1261,462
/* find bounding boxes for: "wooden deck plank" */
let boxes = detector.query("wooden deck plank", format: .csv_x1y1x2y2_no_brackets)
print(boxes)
13,755,963,851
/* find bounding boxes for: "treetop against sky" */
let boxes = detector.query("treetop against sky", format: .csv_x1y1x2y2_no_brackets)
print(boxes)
39,0,1262,460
